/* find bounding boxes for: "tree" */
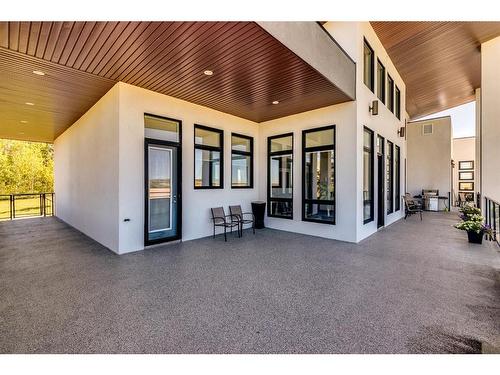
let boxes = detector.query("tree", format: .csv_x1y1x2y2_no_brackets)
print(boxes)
0,139,54,194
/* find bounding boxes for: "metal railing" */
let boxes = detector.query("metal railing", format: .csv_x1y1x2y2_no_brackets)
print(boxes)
0,193,55,220
484,196,500,246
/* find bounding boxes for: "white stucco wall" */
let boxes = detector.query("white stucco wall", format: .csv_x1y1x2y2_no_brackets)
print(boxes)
117,82,260,253
258,102,357,242
452,137,476,202
325,22,407,241
54,85,120,253
480,36,500,203
54,22,411,253
407,117,452,199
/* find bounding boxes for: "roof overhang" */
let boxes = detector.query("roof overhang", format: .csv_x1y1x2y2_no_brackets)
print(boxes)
0,21,355,143
371,21,500,119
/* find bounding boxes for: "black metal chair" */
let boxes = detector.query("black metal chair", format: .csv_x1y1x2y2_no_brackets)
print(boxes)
210,207,240,241
403,194,423,220
229,205,255,236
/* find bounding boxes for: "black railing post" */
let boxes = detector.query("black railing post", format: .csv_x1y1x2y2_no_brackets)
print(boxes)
12,195,16,219
43,193,46,217
9,194,13,220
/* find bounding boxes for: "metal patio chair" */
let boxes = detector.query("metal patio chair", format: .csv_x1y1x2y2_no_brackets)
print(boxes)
229,205,255,236
210,207,240,242
403,194,423,220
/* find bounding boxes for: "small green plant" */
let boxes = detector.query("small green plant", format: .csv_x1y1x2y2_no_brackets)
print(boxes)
458,203,481,221
454,213,492,235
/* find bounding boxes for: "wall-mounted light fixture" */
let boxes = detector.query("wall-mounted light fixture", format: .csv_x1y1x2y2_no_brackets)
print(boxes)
397,127,405,137
369,100,378,115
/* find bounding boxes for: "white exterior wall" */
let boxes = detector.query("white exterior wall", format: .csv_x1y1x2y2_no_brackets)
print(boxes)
117,83,260,253
54,85,120,252
480,37,500,203
54,22,410,253
258,102,357,242
452,137,476,202
325,22,407,241
407,117,452,199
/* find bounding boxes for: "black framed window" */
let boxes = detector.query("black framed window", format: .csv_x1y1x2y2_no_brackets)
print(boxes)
194,124,223,189
302,126,335,224
231,133,253,188
395,145,401,211
386,140,394,214
387,75,394,113
268,133,293,219
459,171,474,180
395,86,401,120
459,160,474,170
363,127,374,224
363,39,375,92
376,59,386,104
459,182,474,191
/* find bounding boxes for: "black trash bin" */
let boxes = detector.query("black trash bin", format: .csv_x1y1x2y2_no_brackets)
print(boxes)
251,201,266,229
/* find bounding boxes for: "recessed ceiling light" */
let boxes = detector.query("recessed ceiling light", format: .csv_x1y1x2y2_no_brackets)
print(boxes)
19,132,25,135
25,102,35,106
272,100,280,105
20,120,28,123
203,70,214,76
33,70,45,76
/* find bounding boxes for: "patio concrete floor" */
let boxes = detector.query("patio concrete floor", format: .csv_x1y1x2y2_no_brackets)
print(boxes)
0,212,499,353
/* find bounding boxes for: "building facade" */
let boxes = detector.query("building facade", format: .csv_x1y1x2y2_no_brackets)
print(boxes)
54,22,407,254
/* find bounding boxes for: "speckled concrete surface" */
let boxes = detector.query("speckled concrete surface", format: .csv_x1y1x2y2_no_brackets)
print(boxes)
0,213,499,353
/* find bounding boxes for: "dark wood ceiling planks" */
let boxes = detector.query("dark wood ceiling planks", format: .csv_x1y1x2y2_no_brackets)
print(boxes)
0,21,351,142
371,21,500,118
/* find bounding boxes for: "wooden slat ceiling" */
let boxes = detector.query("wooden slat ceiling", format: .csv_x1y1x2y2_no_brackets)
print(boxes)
0,21,352,142
371,21,500,119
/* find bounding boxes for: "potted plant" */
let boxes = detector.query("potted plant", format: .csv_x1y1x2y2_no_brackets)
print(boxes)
454,213,492,244
458,203,482,221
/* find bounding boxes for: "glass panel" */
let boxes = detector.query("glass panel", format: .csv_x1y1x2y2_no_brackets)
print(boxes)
459,161,473,170
305,150,334,201
363,40,374,90
377,136,384,155
232,135,251,152
144,115,179,143
387,76,394,112
305,203,335,223
232,154,251,187
195,127,221,147
270,135,292,153
269,200,292,218
459,182,474,191
270,155,293,198
459,171,474,180
386,142,393,213
395,87,401,119
195,149,221,187
305,128,334,148
363,129,373,221
377,60,385,103
149,147,171,232
395,146,400,211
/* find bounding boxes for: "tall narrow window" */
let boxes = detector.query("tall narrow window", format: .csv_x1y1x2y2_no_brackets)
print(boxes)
194,125,223,189
386,140,394,214
363,39,374,92
387,75,394,113
268,133,293,219
231,133,253,188
377,59,386,104
363,127,374,224
395,145,401,211
303,126,335,224
395,86,401,120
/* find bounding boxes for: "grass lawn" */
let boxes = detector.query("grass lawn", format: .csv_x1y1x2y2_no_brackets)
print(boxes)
0,196,54,220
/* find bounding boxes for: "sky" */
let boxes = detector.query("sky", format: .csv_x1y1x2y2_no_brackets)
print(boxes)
417,101,476,139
